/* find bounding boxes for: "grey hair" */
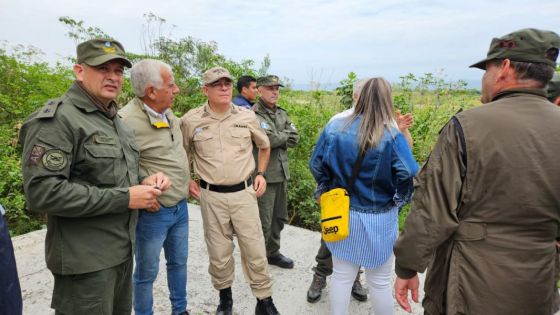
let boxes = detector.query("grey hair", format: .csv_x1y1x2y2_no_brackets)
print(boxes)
130,59,173,97
352,78,368,102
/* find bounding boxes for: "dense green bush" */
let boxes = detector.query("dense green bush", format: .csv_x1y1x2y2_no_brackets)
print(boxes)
0,46,72,235
0,17,483,236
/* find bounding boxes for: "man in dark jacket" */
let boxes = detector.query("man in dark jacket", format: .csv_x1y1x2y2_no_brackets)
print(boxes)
233,75,257,109
0,204,22,315
394,28,560,315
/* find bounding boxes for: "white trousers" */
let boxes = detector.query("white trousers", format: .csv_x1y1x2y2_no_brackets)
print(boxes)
330,255,395,315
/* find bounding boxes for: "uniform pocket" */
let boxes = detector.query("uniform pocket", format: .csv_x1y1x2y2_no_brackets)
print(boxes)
193,131,218,157
83,143,123,186
230,128,251,152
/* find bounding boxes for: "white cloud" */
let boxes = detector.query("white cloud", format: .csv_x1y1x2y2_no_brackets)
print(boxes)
1,0,559,87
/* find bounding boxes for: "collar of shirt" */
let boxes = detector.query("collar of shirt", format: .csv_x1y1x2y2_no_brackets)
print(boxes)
143,103,170,128
491,87,547,102
68,82,118,119
203,102,239,120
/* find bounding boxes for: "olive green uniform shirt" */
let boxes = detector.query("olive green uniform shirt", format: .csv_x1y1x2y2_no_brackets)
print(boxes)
119,97,190,207
253,100,299,183
19,82,140,275
181,102,269,185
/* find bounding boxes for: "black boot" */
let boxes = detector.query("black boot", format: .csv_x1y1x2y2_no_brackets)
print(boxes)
216,287,233,315
351,271,368,302
255,296,280,315
306,273,326,303
267,253,294,269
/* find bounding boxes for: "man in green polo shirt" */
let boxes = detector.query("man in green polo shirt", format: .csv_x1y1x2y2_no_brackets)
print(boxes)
120,59,192,315
19,39,170,315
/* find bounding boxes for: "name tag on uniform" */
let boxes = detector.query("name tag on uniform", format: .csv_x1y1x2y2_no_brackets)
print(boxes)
194,126,209,135
94,135,116,145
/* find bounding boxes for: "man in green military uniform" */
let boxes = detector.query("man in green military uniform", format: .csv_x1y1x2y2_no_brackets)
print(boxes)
394,28,560,315
253,75,299,269
19,39,170,315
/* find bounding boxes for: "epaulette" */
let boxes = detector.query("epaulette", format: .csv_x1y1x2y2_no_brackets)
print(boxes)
276,105,288,113
34,98,63,119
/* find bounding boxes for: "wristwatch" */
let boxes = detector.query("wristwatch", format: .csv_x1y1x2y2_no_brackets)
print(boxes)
256,171,266,179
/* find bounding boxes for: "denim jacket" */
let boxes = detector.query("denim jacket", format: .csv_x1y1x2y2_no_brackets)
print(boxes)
309,114,419,213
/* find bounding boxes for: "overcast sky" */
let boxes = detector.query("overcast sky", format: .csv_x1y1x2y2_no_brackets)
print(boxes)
1,0,559,89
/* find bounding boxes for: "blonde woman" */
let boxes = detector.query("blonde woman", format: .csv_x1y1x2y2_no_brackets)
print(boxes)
309,77,418,315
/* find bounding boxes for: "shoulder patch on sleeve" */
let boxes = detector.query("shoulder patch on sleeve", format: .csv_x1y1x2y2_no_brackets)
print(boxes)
35,98,63,119
260,121,270,129
27,145,46,165
42,149,68,171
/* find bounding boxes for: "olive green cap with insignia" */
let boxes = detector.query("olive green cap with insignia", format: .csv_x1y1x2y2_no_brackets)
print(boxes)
203,66,233,85
547,72,560,101
470,28,560,70
77,38,132,68
257,75,284,87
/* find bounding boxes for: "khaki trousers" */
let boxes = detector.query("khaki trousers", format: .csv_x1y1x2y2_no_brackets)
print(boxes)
200,186,272,298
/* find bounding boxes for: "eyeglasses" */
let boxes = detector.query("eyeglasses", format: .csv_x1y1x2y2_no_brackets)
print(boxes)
207,80,233,88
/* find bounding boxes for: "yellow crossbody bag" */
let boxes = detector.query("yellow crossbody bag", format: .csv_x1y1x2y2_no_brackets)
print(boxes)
320,151,365,242
320,188,350,242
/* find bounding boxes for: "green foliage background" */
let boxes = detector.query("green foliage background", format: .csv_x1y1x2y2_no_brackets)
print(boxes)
0,16,484,236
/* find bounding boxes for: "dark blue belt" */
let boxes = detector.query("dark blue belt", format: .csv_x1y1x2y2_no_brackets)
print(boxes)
200,177,252,193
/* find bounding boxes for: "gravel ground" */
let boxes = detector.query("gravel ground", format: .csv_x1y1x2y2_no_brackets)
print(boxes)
14,203,427,314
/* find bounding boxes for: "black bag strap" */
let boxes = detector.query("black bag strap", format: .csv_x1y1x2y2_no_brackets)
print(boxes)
347,150,365,193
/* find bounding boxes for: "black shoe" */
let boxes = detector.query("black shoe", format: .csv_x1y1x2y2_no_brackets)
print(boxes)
216,287,233,315
255,297,280,315
267,253,294,269
351,273,368,302
306,273,326,303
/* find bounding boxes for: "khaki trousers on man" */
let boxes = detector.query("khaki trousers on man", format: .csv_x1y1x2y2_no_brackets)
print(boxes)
257,181,288,257
199,186,273,299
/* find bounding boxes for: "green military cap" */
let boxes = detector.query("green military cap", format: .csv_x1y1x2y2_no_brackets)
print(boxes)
547,72,560,101
203,66,233,85
77,38,132,68
257,75,284,87
470,28,560,70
